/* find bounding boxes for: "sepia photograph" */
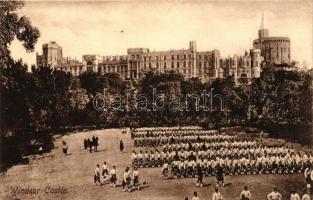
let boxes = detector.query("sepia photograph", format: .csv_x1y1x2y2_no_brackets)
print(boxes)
0,0,313,200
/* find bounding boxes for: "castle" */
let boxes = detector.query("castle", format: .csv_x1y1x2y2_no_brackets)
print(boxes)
36,19,290,85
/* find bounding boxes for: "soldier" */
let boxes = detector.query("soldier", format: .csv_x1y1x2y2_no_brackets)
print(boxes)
304,167,312,195
240,186,251,200
94,164,101,186
110,165,117,187
290,191,301,200
192,191,199,200
101,162,109,181
267,187,282,200
132,167,140,190
212,187,223,200
122,167,131,192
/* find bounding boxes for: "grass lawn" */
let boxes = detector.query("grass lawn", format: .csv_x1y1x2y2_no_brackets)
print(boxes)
0,129,308,200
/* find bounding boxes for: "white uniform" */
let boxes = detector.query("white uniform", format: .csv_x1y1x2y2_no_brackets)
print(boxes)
290,193,301,200
267,191,282,200
192,196,199,200
212,192,223,200
302,194,311,200
240,190,251,199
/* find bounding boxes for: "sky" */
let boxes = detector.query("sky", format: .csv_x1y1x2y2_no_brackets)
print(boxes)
9,0,313,68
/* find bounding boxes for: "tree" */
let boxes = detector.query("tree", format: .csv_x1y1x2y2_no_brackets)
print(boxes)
0,0,40,64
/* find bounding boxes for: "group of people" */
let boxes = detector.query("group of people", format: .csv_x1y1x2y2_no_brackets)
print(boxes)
129,127,313,199
84,136,99,152
133,131,238,147
131,146,313,178
183,186,311,200
93,162,144,192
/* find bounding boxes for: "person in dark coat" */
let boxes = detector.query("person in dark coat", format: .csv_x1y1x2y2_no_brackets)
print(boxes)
94,137,99,152
120,140,124,152
84,139,88,151
87,138,92,153
92,136,96,150
62,141,68,155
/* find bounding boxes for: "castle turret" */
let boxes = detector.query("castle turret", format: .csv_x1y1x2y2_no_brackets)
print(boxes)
250,49,262,78
189,41,197,52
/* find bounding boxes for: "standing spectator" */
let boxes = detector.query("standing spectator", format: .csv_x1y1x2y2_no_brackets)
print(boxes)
87,138,92,153
94,164,101,186
212,187,223,200
192,191,199,200
240,186,251,200
290,191,300,200
301,193,311,200
83,139,88,151
38,145,43,155
62,141,68,156
120,140,124,152
92,136,96,151
267,187,282,200
94,137,99,152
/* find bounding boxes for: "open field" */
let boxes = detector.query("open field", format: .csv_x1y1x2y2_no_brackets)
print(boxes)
0,129,308,200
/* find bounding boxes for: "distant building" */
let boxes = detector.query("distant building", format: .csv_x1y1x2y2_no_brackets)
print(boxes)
36,41,63,67
37,41,221,83
253,15,291,65
220,49,263,85
37,18,296,85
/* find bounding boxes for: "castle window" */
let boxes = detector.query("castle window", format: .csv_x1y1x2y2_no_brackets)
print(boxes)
164,56,166,60
177,55,179,59
199,62,202,68
144,57,146,61
156,56,159,61
144,63,146,69
189,54,191,59
199,55,202,59
171,55,174,60
156,63,159,68
184,55,186,59
183,61,186,67
188,61,191,67
149,62,152,69
171,62,174,69
164,62,167,69
177,62,180,68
